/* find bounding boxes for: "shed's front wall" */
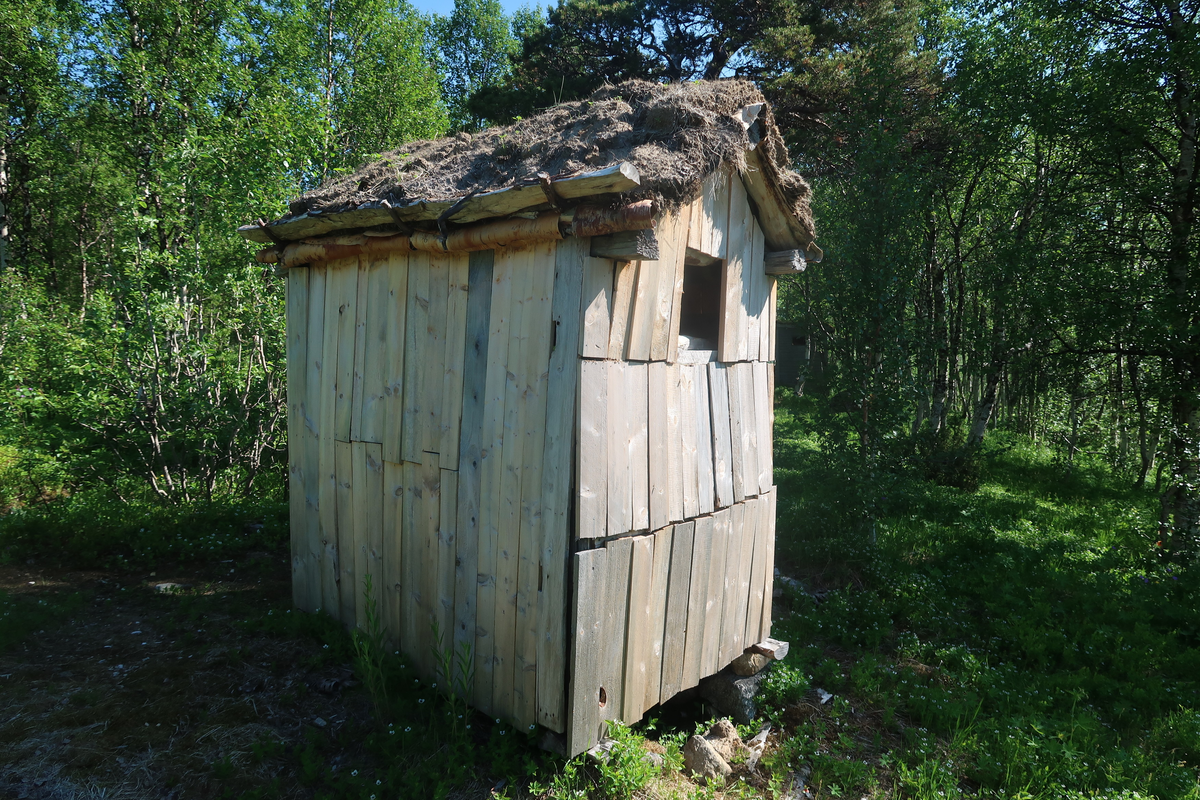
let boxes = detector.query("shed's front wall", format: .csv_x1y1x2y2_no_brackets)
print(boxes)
567,169,779,755
286,239,588,735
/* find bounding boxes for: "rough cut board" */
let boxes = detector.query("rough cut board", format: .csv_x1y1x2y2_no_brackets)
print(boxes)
239,163,642,244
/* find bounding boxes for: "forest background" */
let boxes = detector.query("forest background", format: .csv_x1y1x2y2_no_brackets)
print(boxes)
0,0,1197,554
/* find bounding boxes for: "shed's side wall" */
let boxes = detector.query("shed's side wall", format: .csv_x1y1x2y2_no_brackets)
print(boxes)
286,241,580,734
566,169,779,755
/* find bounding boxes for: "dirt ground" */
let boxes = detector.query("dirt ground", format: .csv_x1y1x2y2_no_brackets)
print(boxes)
0,553,497,800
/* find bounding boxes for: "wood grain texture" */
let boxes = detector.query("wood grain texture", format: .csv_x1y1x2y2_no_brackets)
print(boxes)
661,520,694,700
762,489,777,641
401,252,430,463
437,467,458,671
707,363,735,509
567,548,607,756
608,260,637,359
601,537,633,722
363,443,385,631
350,258,369,441
744,496,766,647
644,525,672,711
718,502,745,667
734,496,756,664
647,362,670,531
628,363,650,531
493,247,534,721
319,262,352,616
754,361,773,494
286,268,313,611
579,256,613,358
744,215,761,363
453,250,493,666
623,535,655,721
606,361,632,535
302,267,326,615
626,250,656,362
694,365,715,516
666,364,684,523
383,459,405,645
381,252,410,463
335,441,356,627
358,257,390,444
474,246,515,711
423,255,449,457
577,359,608,540
417,455,443,680
654,209,688,361
352,441,369,630
727,362,746,503
515,243,557,729
701,507,729,677
719,175,751,363
681,514,712,691
538,237,588,731
739,361,760,498
678,365,699,519
333,261,359,442
700,167,730,260
439,254,470,469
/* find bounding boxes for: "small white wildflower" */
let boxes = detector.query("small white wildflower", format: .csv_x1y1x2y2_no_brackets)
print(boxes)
351,770,358,777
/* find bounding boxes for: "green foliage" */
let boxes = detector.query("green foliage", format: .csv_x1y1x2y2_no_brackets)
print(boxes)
767,403,1200,799
0,589,84,652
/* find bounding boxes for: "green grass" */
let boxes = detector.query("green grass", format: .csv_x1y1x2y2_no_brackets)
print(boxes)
765,395,1200,799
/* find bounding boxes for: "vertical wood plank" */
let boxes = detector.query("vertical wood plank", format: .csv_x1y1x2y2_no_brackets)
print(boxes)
417,455,442,680
644,525,672,712
335,440,356,626
567,548,607,756
666,363,684,523
629,363,650,531
718,502,745,667
350,257,369,441
740,361,760,497
437,467,458,670
577,360,608,539
515,243,557,729
728,362,747,503
607,361,632,535
302,266,326,615
401,459,421,664
601,537,633,722
680,515,712,691
735,496,757,658
652,208,688,361
686,195,703,252
607,260,637,359
745,496,767,646
319,261,351,616
719,175,751,362
401,252,430,463
661,521,693,701
666,209,690,364
701,507,729,677
359,256,391,444
538,237,588,731
626,255,656,362
474,247,514,711
708,363,735,509
383,459,405,644
440,253,470,469
454,251,493,668
364,443,385,630
493,247,534,720
679,365,699,519
754,361,773,494
647,362,670,531
623,535,655,721
352,441,369,630
762,488,777,641
744,213,762,364
333,261,359,442
423,254,449,457
382,252,409,463
702,167,730,260
754,222,770,363
579,256,613,358
286,268,312,611
695,365,716,516
768,277,778,361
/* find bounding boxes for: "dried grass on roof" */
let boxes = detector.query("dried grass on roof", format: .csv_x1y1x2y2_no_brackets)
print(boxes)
296,79,814,242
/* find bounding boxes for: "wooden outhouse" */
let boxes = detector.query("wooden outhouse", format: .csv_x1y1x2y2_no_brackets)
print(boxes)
241,80,819,756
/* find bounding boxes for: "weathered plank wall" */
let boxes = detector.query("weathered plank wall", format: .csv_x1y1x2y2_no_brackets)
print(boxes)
286,240,584,735
567,171,780,755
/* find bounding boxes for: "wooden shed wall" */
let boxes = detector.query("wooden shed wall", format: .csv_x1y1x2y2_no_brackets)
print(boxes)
286,238,590,734
566,169,780,755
